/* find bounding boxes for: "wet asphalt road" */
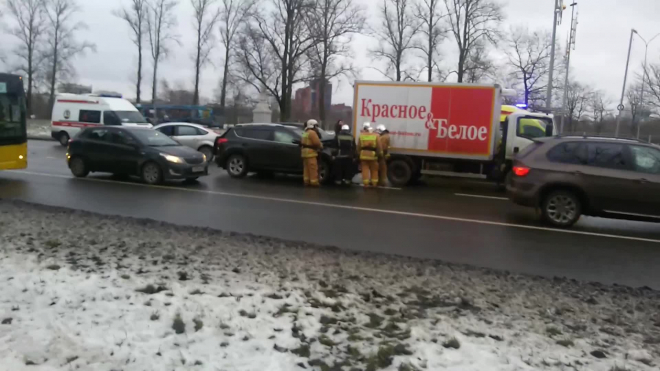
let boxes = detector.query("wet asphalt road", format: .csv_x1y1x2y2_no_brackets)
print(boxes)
1,140,660,289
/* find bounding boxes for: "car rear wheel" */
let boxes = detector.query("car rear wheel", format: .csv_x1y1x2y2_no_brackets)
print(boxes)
227,154,248,178
58,132,70,147
69,157,89,178
141,162,163,185
542,190,581,227
198,146,214,162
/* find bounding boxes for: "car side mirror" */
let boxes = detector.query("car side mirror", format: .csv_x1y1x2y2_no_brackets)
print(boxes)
292,139,301,145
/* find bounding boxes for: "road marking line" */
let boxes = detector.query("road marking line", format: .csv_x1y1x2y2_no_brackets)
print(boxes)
46,156,60,160
8,170,660,244
358,184,402,190
455,193,509,201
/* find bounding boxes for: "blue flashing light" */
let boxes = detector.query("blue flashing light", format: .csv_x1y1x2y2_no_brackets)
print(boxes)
515,103,528,109
98,93,123,98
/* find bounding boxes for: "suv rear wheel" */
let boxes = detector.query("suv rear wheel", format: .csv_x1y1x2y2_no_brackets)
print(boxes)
318,159,332,185
227,154,248,178
541,190,581,227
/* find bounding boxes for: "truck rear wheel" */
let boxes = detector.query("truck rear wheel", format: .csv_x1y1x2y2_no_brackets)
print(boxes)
388,159,412,187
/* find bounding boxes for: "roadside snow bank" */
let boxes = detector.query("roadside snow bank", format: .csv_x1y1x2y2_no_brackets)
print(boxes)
0,201,658,371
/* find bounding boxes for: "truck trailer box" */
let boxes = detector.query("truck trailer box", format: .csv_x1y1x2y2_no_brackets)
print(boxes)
352,81,502,161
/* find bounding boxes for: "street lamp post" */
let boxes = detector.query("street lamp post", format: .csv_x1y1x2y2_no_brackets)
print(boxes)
634,32,660,138
546,0,562,111
615,29,637,138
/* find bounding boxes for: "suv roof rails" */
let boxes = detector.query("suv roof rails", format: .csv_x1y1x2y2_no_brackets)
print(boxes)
553,133,648,143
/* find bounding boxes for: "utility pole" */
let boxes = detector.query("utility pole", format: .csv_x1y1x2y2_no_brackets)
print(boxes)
560,1,578,133
546,0,565,111
615,29,636,138
634,32,660,138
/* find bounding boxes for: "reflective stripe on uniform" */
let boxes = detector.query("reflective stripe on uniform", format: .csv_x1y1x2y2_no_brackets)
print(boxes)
360,134,378,160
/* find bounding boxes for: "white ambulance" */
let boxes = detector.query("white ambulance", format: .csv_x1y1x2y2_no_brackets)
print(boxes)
50,93,152,146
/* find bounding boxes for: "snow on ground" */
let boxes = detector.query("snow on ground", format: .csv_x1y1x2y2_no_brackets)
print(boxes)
0,200,658,371
27,119,51,139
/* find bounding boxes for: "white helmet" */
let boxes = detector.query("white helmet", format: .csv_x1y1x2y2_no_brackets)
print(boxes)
376,124,386,133
341,124,349,131
306,119,318,129
362,122,371,131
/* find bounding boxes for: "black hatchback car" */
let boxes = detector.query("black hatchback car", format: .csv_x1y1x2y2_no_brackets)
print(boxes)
214,124,338,184
67,127,208,184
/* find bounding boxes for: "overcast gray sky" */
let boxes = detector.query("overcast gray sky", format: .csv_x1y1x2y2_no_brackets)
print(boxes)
3,0,659,108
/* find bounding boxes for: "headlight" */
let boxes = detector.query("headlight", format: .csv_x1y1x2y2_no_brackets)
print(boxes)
160,153,184,163
202,153,207,162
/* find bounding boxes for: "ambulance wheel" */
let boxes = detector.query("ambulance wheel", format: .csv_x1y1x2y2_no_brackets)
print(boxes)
388,159,412,187
58,132,70,146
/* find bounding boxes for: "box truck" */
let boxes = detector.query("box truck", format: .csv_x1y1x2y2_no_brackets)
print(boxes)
352,81,554,186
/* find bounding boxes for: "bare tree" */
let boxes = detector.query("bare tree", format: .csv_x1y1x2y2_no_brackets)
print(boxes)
238,0,316,121
191,0,221,105
43,0,95,111
146,0,178,104
643,63,660,111
218,0,255,110
589,90,610,134
626,83,645,136
565,81,590,132
5,0,46,115
412,0,445,82
307,0,364,122
463,40,494,83
114,0,148,103
370,0,419,81
504,27,552,107
444,0,502,83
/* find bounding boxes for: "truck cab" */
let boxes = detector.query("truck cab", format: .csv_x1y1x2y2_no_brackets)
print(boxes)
498,105,554,162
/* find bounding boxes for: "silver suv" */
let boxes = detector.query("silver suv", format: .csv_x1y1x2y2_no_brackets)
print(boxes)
507,136,660,227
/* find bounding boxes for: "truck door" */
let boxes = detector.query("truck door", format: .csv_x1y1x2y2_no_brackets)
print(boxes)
506,114,553,160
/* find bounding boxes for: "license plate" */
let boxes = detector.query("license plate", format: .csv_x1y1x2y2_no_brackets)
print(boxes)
192,166,205,173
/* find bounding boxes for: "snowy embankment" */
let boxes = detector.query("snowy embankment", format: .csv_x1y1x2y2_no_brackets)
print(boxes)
0,201,658,371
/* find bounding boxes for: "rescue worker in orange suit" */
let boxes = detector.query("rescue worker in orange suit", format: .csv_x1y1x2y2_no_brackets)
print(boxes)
357,122,382,187
376,124,391,186
301,119,323,186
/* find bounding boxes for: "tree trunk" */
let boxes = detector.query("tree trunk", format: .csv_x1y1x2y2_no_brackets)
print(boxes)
318,43,328,124
152,57,158,112
193,52,201,105
427,10,433,82
27,52,33,116
48,32,59,114
280,15,290,122
220,46,230,110
193,31,202,105
136,39,142,103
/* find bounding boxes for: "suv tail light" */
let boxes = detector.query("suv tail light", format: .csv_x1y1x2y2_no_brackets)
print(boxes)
513,166,530,177
216,137,228,146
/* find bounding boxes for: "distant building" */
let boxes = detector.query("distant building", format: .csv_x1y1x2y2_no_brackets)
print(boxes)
293,79,332,115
